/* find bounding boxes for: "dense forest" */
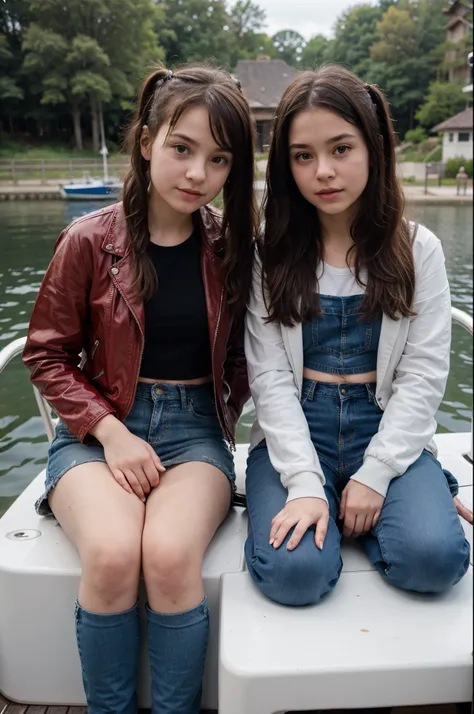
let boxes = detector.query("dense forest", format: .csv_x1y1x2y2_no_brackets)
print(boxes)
0,0,471,151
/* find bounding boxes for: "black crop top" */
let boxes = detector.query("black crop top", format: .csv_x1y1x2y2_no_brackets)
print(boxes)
139,230,212,380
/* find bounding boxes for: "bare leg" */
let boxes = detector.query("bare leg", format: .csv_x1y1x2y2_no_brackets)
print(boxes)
49,463,146,713
142,461,232,714
142,461,231,613
49,462,145,612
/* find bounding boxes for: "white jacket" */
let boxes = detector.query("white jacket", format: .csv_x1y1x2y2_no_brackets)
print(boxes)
245,224,451,504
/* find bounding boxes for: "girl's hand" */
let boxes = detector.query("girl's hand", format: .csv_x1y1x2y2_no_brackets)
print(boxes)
91,416,165,501
340,480,385,537
454,495,473,524
269,497,329,551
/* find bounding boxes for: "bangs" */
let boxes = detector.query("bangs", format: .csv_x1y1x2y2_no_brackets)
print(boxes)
207,91,233,153
164,87,243,155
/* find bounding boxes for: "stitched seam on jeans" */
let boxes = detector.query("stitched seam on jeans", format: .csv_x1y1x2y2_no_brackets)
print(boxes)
148,399,168,443
301,380,316,405
75,606,88,685
305,392,334,399
341,313,347,366
365,383,376,403
337,399,344,475
344,456,364,471
317,453,339,477
374,520,392,575
189,398,219,419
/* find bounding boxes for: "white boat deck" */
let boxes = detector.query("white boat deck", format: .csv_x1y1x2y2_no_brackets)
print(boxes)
0,433,472,714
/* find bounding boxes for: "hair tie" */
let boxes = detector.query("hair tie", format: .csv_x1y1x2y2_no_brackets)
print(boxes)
142,70,174,126
159,69,174,85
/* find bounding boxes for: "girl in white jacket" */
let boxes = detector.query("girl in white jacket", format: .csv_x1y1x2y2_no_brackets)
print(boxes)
244,66,470,605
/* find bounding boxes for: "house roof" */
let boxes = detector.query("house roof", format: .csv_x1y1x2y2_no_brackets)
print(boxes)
235,60,296,110
432,107,473,132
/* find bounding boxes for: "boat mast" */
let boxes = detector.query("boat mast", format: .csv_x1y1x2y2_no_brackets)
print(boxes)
98,101,109,183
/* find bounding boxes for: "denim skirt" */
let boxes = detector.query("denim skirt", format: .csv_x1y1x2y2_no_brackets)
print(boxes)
36,381,235,516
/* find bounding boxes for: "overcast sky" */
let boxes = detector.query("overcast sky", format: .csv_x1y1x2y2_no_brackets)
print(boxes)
229,0,377,41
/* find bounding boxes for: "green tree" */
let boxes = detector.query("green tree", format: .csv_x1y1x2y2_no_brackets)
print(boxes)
22,0,160,150
22,24,73,141
0,36,24,125
329,3,387,73
369,0,448,133
156,0,233,67
416,81,468,129
67,35,113,151
272,29,306,66
231,0,266,39
300,34,331,69
371,6,415,64
0,0,29,135
404,126,428,144
228,0,271,65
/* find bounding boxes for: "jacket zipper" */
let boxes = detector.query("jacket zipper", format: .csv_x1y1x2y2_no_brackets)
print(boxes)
111,272,145,416
212,288,235,451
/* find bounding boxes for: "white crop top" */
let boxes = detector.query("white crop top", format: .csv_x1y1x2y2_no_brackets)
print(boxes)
316,262,367,297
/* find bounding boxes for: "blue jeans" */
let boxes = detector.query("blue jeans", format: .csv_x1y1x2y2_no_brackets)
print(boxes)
245,381,470,606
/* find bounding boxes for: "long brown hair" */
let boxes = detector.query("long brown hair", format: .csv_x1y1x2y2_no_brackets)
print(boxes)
262,65,415,326
122,64,257,313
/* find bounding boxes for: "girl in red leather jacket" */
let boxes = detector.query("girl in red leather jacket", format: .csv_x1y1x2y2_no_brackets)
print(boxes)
23,64,256,714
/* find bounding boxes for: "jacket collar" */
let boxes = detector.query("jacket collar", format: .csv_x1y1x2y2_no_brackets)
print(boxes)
101,202,222,258
100,202,129,258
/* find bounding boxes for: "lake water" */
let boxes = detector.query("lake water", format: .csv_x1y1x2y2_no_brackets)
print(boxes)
0,200,472,516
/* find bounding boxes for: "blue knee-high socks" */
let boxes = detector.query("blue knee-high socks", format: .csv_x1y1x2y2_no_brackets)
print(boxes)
146,598,210,714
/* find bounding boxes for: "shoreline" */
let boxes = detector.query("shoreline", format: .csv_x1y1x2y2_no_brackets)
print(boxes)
0,182,472,204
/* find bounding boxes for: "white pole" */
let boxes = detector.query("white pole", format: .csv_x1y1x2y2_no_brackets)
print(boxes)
98,102,109,183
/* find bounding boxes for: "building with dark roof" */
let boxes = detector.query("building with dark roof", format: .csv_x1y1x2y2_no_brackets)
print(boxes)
235,59,296,152
432,106,473,161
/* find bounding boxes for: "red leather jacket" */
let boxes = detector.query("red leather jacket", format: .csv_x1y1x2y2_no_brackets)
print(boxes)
23,202,249,446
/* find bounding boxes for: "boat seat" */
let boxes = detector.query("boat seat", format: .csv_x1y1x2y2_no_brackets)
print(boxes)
218,567,472,714
0,437,472,711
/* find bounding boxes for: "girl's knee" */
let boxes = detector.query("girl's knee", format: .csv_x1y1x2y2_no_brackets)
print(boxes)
82,539,142,600
142,539,200,601
385,532,470,594
246,538,341,606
